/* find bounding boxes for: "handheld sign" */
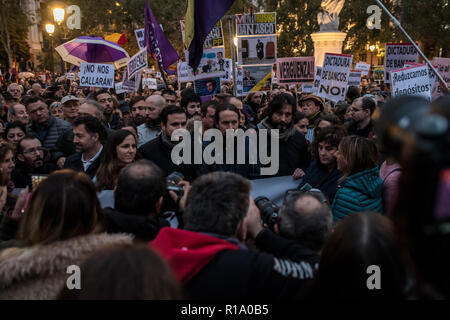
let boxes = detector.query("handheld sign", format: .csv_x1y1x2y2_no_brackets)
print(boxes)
348,70,362,87
235,12,277,36
355,62,370,76
79,63,115,88
115,82,127,94
135,28,145,50
391,64,432,101
317,53,353,103
431,57,450,100
313,66,322,94
276,57,315,84
142,78,157,90
384,43,418,83
127,47,148,80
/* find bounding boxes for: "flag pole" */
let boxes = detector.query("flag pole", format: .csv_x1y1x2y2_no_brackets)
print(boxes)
375,0,448,93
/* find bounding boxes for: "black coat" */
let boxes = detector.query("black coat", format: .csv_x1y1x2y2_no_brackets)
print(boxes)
185,229,319,299
63,149,104,178
298,160,342,203
103,207,169,242
139,134,196,182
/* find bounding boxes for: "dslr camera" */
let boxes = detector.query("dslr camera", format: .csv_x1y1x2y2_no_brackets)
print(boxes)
254,196,279,231
166,172,184,200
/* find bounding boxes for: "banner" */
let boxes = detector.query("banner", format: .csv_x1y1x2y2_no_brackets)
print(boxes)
384,43,419,83
180,20,224,50
317,53,352,103
177,58,231,82
313,66,322,94
135,28,145,50
79,63,115,88
127,47,148,80
194,77,221,97
431,57,450,100
241,65,272,95
355,62,370,76
235,12,276,36
348,70,362,87
238,36,277,65
250,175,299,207
391,64,431,100
276,57,315,84
142,78,157,90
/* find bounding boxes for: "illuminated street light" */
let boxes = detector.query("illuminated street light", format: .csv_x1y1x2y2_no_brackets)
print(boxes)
370,45,376,52
45,23,55,36
233,37,238,47
53,8,65,24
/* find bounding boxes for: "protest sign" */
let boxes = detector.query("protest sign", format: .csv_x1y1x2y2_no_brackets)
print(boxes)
404,62,438,92
115,82,127,94
317,53,352,103
348,70,362,87
121,69,136,92
313,66,322,94
238,36,277,65
373,65,385,82
180,20,224,49
194,77,221,97
127,47,148,80
236,67,244,96
134,71,142,92
177,57,230,82
65,73,76,80
241,65,273,95
391,64,431,100
134,28,145,50
384,43,419,83
301,84,315,94
142,77,157,90
235,12,276,36
276,57,315,84
431,57,450,100
79,63,115,88
355,62,370,76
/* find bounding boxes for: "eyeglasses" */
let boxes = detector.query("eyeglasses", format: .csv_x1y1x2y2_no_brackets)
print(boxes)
23,147,45,154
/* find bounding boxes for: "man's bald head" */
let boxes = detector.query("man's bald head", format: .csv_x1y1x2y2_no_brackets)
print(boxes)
145,95,167,120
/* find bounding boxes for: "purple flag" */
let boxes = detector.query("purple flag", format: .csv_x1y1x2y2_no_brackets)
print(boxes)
144,0,179,74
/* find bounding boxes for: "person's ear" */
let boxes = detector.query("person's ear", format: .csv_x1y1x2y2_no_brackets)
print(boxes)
17,153,25,162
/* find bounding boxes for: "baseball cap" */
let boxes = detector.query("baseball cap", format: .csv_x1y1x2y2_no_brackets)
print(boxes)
61,95,79,105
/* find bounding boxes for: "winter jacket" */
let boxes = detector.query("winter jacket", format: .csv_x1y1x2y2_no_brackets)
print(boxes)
64,149,104,179
150,227,319,299
103,207,169,242
27,115,72,150
331,166,383,222
139,133,197,182
298,160,342,203
0,233,133,299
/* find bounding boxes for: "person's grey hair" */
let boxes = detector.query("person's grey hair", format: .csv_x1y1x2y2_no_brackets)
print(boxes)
146,95,167,109
81,99,104,120
7,103,24,122
278,193,333,252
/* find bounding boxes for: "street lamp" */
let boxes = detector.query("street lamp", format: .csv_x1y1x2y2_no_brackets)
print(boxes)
45,24,55,73
369,45,376,78
53,8,65,25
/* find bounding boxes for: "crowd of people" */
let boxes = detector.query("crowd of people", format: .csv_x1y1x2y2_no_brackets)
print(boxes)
0,71,449,300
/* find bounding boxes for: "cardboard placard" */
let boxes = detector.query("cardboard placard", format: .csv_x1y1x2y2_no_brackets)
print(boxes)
384,43,419,83
235,12,277,36
391,64,431,100
238,36,277,65
79,63,115,88
317,53,353,103
134,28,145,50
276,57,315,84
127,47,148,80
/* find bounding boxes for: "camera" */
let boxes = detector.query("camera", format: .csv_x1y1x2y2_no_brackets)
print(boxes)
254,196,279,230
166,172,184,200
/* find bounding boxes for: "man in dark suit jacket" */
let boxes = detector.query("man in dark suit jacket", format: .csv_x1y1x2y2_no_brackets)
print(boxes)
64,115,106,178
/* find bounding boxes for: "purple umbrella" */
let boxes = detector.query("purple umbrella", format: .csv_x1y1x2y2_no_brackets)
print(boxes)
55,36,130,69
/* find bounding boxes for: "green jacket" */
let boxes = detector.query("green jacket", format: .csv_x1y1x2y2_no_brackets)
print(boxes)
331,166,383,222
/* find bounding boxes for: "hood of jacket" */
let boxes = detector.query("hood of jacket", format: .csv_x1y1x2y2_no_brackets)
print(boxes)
340,166,382,199
0,233,133,299
150,227,238,283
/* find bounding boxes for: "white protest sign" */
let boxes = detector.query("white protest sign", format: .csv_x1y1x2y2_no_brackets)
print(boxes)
301,84,314,94
134,28,145,50
115,82,127,94
431,57,450,100
127,47,148,80
235,67,244,97
177,59,231,82
313,66,322,94
348,70,362,87
355,62,370,76
121,69,136,92
384,43,418,83
142,78,157,89
404,62,438,91
65,73,76,80
391,64,431,101
134,71,142,92
317,53,353,103
79,63,115,88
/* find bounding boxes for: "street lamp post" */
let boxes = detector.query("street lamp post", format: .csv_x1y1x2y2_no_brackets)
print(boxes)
53,7,66,74
45,24,55,73
369,45,376,79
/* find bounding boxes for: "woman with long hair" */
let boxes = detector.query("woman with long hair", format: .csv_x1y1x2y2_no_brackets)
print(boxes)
95,129,137,191
331,135,383,221
0,170,133,299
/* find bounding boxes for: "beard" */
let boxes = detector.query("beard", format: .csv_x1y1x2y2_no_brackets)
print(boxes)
133,115,146,126
146,117,161,130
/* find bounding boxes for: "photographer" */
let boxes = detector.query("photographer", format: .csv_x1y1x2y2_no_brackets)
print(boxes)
150,172,319,300
104,160,184,242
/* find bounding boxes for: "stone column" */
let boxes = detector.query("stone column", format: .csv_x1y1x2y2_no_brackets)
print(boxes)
311,31,347,67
